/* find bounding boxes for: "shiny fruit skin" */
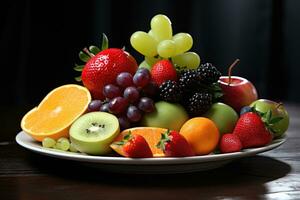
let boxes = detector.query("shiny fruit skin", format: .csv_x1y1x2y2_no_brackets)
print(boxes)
150,14,172,41
123,134,153,158
157,130,195,157
219,134,242,153
233,112,273,148
250,99,289,137
82,48,138,100
151,60,177,86
130,31,158,57
180,117,220,155
203,103,238,134
218,76,258,112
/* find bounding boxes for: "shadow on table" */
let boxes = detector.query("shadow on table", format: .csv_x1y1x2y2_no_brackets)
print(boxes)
27,153,291,199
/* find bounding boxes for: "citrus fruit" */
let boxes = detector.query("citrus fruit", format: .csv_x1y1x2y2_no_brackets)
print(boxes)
21,84,91,141
180,117,220,155
110,127,167,157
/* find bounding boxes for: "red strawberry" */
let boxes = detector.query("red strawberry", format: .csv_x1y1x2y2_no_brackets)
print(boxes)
151,60,177,86
156,130,195,157
82,48,138,100
115,132,153,158
219,133,242,153
233,112,273,148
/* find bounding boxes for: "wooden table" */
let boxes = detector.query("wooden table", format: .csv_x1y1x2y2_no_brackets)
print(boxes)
1,104,299,199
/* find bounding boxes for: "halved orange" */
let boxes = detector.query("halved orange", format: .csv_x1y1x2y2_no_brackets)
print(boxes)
110,127,167,157
21,84,91,141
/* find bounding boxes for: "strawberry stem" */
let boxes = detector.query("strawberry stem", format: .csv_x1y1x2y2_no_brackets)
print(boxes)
228,59,240,85
83,47,95,57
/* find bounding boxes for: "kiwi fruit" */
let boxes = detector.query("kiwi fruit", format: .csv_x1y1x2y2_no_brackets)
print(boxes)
69,112,120,155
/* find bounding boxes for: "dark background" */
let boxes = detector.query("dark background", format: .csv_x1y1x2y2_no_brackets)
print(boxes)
1,0,299,139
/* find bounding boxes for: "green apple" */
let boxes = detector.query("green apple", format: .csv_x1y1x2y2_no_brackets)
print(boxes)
69,112,120,155
203,103,238,134
250,99,289,138
140,101,189,131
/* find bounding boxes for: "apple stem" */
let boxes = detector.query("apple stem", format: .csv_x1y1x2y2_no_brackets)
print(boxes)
83,47,95,57
228,59,240,85
276,102,283,109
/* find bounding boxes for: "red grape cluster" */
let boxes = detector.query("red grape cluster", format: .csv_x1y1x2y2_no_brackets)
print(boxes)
87,68,157,129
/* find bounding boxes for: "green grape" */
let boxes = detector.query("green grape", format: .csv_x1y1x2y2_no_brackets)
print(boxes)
148,30,158,41
69,143,78,153
172,52,201,69
42,137,56,148
150,14,172,41
157,40,177,58
55,137,70,151
145,56,160,65
173,33,193,55
139,60,152,71
130,31,158,57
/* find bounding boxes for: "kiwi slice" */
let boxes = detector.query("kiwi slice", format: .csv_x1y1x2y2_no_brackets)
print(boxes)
70,112,120,155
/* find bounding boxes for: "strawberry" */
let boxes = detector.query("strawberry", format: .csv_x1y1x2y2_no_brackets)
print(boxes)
233,112,274,148
115,132,153,158
151,60,177,86
219,133,242,153
156,130,195,157
81,48,138,100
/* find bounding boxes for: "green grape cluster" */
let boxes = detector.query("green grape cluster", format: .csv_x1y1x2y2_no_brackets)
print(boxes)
130,14,201,70
42,137,78,153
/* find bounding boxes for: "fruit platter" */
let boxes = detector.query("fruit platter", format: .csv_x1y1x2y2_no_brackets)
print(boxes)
16,14,289,173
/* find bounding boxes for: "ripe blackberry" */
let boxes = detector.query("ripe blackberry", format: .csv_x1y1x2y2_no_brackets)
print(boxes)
197,63,221,84
186,92,212,116
159,80,182,102
178,69,199,91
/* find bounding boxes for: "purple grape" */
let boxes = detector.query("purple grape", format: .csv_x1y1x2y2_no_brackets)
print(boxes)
100,103,110,112
123,86,140,103
133,71,150,88
138,97,155,113
142,81,158,97
116,72,133,88
108,97,128,114
118,116,131,130
103,84,121,99
137,67,150,74
126,105,142,122
87,100,102,112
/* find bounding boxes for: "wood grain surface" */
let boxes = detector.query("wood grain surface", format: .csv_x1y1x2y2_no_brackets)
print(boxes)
0,104,299,200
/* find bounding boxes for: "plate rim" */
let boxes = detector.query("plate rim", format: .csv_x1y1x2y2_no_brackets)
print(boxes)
16,131,286,165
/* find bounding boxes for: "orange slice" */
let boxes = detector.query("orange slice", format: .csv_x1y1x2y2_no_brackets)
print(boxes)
21,84,91,141
110,127,167,157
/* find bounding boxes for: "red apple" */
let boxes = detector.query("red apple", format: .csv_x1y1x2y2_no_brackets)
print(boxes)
218,76,258,112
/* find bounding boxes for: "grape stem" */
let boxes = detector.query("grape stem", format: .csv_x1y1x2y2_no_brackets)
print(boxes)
276,102,283,109
228,59,240,85
83,47,95,57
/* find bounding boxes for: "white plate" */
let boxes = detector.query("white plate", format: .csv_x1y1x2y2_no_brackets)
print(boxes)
16,131,286,174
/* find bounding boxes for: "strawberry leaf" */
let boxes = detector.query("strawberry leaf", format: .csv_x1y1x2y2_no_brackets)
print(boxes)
156,130,171,151
270,117,283,124
79,51,90,62
89,45,101,55
266,110,272,122
101,33,109,50
73,64,84,72
74,76,82,82
114,141,125,146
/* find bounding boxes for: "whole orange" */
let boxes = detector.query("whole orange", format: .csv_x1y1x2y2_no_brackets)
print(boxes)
180,117,220,155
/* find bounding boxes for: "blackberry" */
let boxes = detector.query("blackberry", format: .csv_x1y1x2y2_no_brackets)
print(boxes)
178,69,199,91
197,63,221,84
159,80,182,102
186,92,212,116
